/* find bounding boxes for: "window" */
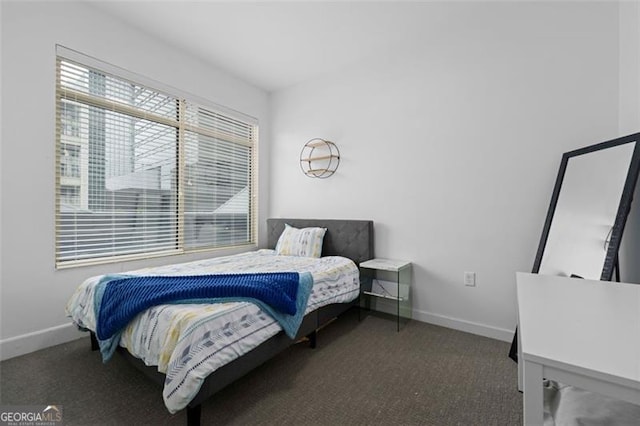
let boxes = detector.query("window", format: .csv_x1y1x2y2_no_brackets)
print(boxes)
55,48,257,267
61,102,80,137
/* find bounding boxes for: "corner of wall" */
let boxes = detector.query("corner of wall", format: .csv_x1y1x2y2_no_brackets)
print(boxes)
618,1,640,284
618,0,640,134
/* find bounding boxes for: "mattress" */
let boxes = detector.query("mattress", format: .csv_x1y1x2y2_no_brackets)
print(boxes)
66,249,360,413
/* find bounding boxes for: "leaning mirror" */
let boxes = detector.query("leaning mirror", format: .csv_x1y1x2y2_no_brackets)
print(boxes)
510,132,640,364
532,133,640,280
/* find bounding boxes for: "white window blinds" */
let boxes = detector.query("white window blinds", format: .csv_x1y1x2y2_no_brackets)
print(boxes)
55,52,257,267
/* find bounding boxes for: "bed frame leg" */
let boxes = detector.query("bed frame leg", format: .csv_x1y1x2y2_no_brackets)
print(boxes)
307,330,317,349
90,332,99,351
186,404,201,426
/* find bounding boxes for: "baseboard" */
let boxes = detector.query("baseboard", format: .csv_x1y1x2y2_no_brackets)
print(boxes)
0,323,85,361
368,299,515,342
412,309,515,342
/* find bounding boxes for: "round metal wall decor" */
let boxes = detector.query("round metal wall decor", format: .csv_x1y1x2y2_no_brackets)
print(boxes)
299,138,340,178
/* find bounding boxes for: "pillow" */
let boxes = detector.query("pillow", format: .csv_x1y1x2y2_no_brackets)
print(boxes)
275,224,327,258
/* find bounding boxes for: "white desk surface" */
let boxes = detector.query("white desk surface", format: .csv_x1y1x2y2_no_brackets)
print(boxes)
517,272,640,425
517,272,640,384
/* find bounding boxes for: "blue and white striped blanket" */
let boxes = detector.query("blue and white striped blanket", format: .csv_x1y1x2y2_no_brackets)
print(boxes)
67,250,360,413
94,272,313,361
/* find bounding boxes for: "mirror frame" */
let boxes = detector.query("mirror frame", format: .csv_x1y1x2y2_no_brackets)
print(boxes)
531,132,640,281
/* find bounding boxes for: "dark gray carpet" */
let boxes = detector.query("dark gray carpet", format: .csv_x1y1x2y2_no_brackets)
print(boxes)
0,309,522,425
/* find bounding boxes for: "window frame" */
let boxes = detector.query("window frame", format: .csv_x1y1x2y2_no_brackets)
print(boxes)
55,46,258,269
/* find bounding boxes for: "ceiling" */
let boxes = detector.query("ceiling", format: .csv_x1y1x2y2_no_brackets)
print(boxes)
90,1,476,93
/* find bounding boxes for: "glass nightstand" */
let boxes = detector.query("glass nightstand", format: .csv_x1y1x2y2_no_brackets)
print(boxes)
359,258,412,331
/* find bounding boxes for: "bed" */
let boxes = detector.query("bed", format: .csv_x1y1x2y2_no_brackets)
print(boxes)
66,218,374,425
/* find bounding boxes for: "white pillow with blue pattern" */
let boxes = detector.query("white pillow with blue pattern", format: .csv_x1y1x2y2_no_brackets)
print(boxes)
275,224,327,258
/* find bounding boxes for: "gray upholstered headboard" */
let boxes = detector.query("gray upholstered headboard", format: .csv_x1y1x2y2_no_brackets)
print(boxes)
266,218,374,265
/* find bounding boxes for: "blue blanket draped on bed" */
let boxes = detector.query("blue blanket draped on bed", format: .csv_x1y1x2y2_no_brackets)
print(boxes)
93,272,314,361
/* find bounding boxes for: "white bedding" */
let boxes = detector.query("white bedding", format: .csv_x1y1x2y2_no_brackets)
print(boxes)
66,249,359,413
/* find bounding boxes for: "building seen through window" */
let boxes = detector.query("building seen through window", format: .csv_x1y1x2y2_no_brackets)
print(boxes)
55,55,256,266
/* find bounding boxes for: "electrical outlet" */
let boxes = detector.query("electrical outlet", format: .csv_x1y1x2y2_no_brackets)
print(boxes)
464,272,476,287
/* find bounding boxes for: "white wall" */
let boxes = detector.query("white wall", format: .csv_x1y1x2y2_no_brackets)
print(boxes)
0,1,270,359
269,2,622,340
619,0,640,136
